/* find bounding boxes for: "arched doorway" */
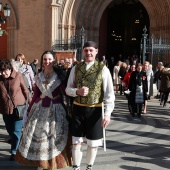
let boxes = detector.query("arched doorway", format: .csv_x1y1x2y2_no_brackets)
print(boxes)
99,0,150,62
0,0,17,60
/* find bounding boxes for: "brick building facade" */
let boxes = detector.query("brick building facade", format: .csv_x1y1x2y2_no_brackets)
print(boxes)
0,0,170,64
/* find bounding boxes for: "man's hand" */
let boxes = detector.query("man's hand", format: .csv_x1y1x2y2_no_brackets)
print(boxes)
76,86,89,96
101,115,111,128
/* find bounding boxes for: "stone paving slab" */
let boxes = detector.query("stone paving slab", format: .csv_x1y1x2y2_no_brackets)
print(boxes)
0,93,170,170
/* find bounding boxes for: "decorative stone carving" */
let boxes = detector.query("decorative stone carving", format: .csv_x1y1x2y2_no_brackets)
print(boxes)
58,23,64,29
58,24,71,29
58,24,76,30
64,25,69,30
70,25,76,30
57,0,62,5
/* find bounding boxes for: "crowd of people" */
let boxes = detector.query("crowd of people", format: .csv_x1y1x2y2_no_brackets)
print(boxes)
0,41,115,170
0,42,170,170
107,55,170,116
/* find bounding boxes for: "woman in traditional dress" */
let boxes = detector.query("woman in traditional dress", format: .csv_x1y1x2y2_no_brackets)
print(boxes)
15,50,72,170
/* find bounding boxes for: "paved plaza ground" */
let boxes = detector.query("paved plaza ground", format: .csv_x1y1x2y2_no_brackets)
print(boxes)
0,93,170,170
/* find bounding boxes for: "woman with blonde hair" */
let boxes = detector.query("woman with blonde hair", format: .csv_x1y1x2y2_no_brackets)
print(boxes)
118,62,127,95
15,53,35,92
113,61,121,93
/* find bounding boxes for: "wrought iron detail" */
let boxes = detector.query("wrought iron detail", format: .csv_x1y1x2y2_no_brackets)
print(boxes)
140,26,170,65
52,26,86,61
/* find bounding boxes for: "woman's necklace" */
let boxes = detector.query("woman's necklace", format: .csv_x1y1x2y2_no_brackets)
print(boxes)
43,72,53,89
44,73,52,80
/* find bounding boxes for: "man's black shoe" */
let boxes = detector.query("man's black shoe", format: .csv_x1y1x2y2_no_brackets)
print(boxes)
137,114,141,118
131,113,135,117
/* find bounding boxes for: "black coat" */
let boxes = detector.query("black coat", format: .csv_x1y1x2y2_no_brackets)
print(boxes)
154,69,161,83
118,67,126,80
160,69,170,92
30,63,37,76
128,71,148,104
108,58,116,74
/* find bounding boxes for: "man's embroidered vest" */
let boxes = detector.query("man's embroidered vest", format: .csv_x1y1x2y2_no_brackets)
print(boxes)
75,61,104,104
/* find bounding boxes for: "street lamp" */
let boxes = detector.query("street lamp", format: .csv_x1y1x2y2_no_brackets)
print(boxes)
80,26,85,60
0,2,11,36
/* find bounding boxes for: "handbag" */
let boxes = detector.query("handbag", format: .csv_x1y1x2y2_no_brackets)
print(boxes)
13,104,26,119
3,82,27,119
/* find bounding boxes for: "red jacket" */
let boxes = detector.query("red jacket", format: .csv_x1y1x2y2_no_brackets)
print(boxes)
122,71,133,89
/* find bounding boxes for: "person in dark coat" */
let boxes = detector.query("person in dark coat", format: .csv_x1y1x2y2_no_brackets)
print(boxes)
128,63,148,117
101,55,108,67
108,56,116,75
30,59,38,76
160,63,170,107
154,62,164,99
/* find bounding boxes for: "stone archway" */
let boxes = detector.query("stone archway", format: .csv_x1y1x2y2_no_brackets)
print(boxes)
59,0,170,63
140,0,170,38
0,0,17,59
61,0,170,42
57,0,79,40
102,1,150,59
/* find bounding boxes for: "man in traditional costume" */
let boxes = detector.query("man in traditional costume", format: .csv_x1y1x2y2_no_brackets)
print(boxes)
66,41,115,170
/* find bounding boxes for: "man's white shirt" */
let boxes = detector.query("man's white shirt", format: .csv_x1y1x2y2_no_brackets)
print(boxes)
65,62,115,116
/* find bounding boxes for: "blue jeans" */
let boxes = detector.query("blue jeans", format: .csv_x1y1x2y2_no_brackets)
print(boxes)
3,114,22,154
